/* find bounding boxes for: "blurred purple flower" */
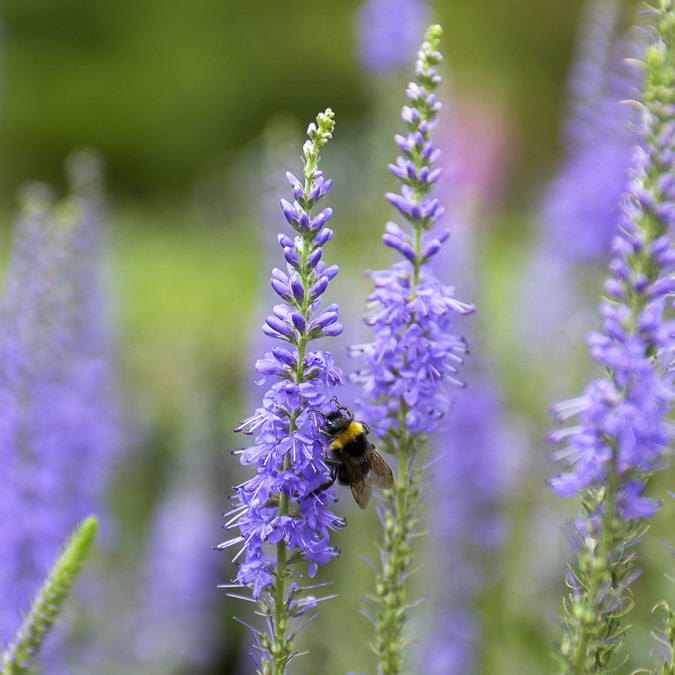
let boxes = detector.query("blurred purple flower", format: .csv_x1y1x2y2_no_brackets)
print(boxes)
0,152,119,645
421,376,509,674
540,0,642,263
130,410,221,672
356,0,429,76
415,135,512,670
517,0,645,398
548,5,675,667
548,59,675,520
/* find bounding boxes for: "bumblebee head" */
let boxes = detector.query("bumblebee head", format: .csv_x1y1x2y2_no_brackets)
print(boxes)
324,409,353,435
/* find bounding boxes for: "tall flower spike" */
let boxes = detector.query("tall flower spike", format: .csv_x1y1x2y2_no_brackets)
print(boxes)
548,2,675,672
0,153,120,656
518,0,644,393
220,109,345,675
540,0,642,263
350,26,475,675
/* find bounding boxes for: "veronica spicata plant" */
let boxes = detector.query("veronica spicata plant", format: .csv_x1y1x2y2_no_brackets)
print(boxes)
0,153,119,663
350,26,475,675
520,0,642,389
220,109,345,675
548,2,675,672
540,0,641,264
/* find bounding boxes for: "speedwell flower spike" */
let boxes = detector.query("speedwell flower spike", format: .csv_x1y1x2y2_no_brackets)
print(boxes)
221,109,345,675
542,0,642,263
0,153,119,660
548,2,675,672
350,25,474,675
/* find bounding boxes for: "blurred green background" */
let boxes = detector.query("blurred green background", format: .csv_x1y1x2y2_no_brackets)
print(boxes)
4,1,674,675
0,0,581,202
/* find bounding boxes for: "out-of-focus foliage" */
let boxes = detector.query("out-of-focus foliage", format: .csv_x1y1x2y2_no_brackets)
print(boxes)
0,0,582,202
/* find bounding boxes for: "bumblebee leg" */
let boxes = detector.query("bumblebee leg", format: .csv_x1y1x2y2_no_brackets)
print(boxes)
329,397,353,417
312,459,339,497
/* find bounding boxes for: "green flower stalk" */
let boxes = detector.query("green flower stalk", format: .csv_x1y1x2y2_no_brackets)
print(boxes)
350,25,474,675
0,516,98,674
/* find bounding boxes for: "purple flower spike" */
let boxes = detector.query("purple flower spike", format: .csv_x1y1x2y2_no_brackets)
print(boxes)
221,110,344,675
548,56,675,520
549,4,675,671
352,26,474,439
349,26,475,674
0,151,120,651
540,0,642,263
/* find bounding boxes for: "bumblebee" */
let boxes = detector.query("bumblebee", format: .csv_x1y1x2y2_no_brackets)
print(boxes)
315,402,394,509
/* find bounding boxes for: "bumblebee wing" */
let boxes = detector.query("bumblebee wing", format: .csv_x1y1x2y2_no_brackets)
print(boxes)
368,449,395,490
337,454,371,509
338,452,364,484
350,480,372,510
351,449,393,509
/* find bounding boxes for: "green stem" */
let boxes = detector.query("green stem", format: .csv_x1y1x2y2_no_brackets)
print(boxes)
412,226,422,288
271,530,289,675
374,433,417,675
567,445,625,675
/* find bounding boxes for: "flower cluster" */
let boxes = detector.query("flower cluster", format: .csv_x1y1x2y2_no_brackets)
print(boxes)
349,26,475,675
0,153,119,648
220,110,345,673
548,2,675,669
351,26,474,442
548,41,675,519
